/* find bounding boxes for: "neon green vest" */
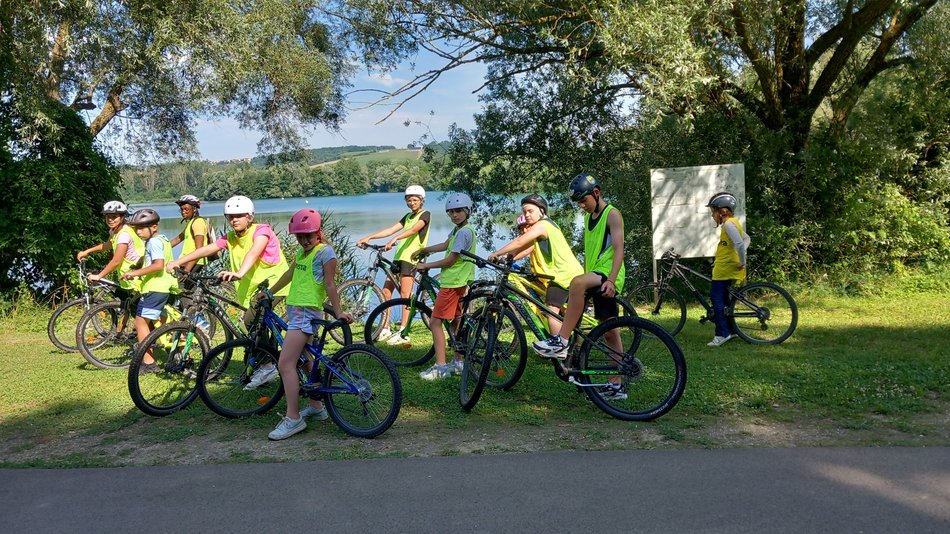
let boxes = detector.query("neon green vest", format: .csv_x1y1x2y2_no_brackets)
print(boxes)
583,204,625,293
287,244,328,307
440,224,476,288
181,217,208,266
141,236,180,294
713,217,747,281
111,225,145,291
529,218,583,290
226,224,290,307
394,210,429,263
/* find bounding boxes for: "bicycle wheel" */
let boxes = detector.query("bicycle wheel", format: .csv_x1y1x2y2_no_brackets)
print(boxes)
48,298,88,352
127,321,210,416
324,343,402,438
364,298,434,366
626,284,687,336
459,313,496,411
461,295,527,390
329,279,385,345
76,300,135,369
729,282,798,344
197,338,283,418
578,316,687,421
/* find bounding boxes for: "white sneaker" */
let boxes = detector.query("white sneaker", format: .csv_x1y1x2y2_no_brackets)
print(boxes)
707,334,735,347
299,404,329,421
268,415,306,440
386,333,411,346
419,364,453,381
244,364,279,390
532,335,568,359
376,327,394,343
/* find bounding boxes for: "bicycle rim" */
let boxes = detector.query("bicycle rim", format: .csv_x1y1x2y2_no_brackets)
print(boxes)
48,298,87,352
325,344,402,438
364,298,434,366
730,282,798,344
197,338,283,418
77,301,134,368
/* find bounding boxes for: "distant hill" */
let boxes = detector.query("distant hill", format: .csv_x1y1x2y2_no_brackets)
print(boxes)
249,145,397,167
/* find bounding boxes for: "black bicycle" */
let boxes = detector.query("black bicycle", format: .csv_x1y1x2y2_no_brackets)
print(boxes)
47,260,122,352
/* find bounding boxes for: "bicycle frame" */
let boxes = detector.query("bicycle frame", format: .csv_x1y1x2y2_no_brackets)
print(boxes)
358,245,403,290
653,249,766,322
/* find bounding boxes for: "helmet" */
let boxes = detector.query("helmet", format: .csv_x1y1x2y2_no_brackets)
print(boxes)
569,172,600,201
520,194,548,214
706,192,738,212
404,185,426,199
288,208,322,234
129,208,160,226
445,192,473,212
516,214,528,227
102,201,128,215
175,194,201,208
224,195,254,215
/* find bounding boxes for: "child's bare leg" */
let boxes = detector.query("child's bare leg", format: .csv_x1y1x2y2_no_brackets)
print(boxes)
277,330,310,419
134,316,154,364
430,318,447,365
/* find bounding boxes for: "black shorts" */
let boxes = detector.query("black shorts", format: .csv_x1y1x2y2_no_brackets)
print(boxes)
585,272,618,320
544,284,570,309
388,260,415,277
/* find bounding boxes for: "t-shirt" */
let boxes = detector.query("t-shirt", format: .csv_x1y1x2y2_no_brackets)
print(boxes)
309,245,337,284
114,230,142,262
189,218,208,240
215,224,282,264
449,226,475,254
398,211,430,240
143,236,167,268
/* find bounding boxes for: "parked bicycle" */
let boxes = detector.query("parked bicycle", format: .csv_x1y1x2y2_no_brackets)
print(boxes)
47,260,122,352
456,250,687,420
626,248,798,344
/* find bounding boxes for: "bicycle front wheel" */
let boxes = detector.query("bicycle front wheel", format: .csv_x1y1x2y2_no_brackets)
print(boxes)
48,298,88,352
459,314,496,411
364,298,434,366
729,282,798,344
76,300,134,369
197,338,283,418
461,296,528,390
127,321,210,416
329,279,385,345
626,284,687,336
578,316,687,421
324,343,402,438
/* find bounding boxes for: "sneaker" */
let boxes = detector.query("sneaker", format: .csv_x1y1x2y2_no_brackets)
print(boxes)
386,333,411,346
532,335,568,359
450,359,464,375
243,364,279,390
138,362,160,375
299,404,329,421
600,382,628,401
707,334,735,347
376,327,394,343
419,364,453,381
268,415,307,440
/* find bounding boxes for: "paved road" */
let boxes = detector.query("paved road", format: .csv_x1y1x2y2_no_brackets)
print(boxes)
2,447,948,533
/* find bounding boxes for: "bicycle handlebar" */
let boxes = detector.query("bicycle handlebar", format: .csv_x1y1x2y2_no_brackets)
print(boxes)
459,249,554,282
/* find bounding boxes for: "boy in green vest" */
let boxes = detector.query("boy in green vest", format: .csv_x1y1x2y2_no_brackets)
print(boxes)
411,192,476,380
706,192,750,347
532,173,628,399
121,209,180,375
168,194,210,274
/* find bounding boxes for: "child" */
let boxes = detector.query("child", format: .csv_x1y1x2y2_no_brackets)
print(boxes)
168,194,210,274
411,192,476,380
77,201,145,292
120,209,180,374
705,192,750,347
355,185,431,345
267,209,354,440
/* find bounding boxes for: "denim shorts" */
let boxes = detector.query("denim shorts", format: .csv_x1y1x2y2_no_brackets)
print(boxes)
285,305,324,334
137,291,170,321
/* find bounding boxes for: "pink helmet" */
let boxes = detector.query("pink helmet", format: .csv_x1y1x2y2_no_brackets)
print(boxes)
289,208,322,234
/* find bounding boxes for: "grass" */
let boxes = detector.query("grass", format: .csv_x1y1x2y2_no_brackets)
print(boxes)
1,272,948,467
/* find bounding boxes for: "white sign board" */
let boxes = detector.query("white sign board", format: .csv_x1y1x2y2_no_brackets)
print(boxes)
650,163,745,260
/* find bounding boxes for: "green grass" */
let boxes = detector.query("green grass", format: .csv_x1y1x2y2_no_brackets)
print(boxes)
350,148,422,165
1,273,949,467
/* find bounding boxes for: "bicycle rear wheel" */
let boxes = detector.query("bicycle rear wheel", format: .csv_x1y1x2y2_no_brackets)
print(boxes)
578,316,687,421
324,343,402,438
329,279,385,345
459,313,496,411
76,300,134,369
364,298,434,366
197,338,283,418
626,284,687,336
48,298,88,352
729,282,798,344
127,321,210,416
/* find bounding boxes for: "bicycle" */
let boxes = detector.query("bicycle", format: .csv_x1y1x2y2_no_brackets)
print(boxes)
626,248,798,344
47,260,122,352
456,250,687,421
197,289,402,438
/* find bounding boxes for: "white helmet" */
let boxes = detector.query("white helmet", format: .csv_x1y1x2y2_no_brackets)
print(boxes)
404,185,426,199
102,201,128,214
224,195,255,215
445,192,473,212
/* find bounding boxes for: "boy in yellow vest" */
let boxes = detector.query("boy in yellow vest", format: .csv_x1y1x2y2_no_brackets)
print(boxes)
705,192,750,347
168,195,210,274
121,209,180,375
411,192,476,380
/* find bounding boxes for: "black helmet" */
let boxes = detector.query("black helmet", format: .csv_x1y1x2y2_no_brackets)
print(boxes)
130,208,160,226
706,192,738,212
569,172,600,201
175,194,201,208
520,194,548,214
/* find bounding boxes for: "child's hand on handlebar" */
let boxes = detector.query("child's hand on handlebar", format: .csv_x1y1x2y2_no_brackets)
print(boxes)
217,271,242,282
338,312,354,324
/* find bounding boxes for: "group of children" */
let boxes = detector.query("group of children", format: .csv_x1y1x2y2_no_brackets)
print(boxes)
77,176,749,440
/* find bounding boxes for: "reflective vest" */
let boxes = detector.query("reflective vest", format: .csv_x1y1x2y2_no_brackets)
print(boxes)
713,217,748,281
141,235,180,294
287,244,328,307
181,216,209,266
226,224,289,306
440,224,476,288
583,204,625,293
529,218,583,290
111,225,145,291
394,210,430,263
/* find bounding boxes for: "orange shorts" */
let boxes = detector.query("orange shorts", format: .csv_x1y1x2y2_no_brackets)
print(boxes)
432,286,467,320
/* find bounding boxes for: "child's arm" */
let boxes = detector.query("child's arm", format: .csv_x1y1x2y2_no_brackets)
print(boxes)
356,221,404,247
168,232,185,247
88,242,129,282
724,220,748,269
218,234,268,281
384,215,428,250
269,261,295,295
123,258,164,280
418,251,460,271
77,241,109,261
167,242,222,272
322,258,353,323
489,223,545,262
602,209,625,297
410,239,449,263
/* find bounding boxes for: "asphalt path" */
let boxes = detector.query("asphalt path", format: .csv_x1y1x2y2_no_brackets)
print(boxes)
2,447,948,533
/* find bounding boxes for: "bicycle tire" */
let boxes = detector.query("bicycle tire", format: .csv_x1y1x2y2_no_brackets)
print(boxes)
329,279,385,344
364,298,434,366
324,343,402,438
578,316,687,421
75,300,134,369
127,321,210,416
197,338,283,418
461,295,528,390
729,282,798,344
626,284,687,336
48,298,88,352
459,313,496,411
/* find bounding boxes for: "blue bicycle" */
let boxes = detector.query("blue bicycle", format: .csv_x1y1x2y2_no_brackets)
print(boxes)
196,290,402,438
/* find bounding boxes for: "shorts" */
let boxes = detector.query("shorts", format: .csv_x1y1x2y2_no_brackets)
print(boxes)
388,259,415,277
432,286,467,320
544,284,570,309
137,291,170,321
584,272,619,321
285,305,324,334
